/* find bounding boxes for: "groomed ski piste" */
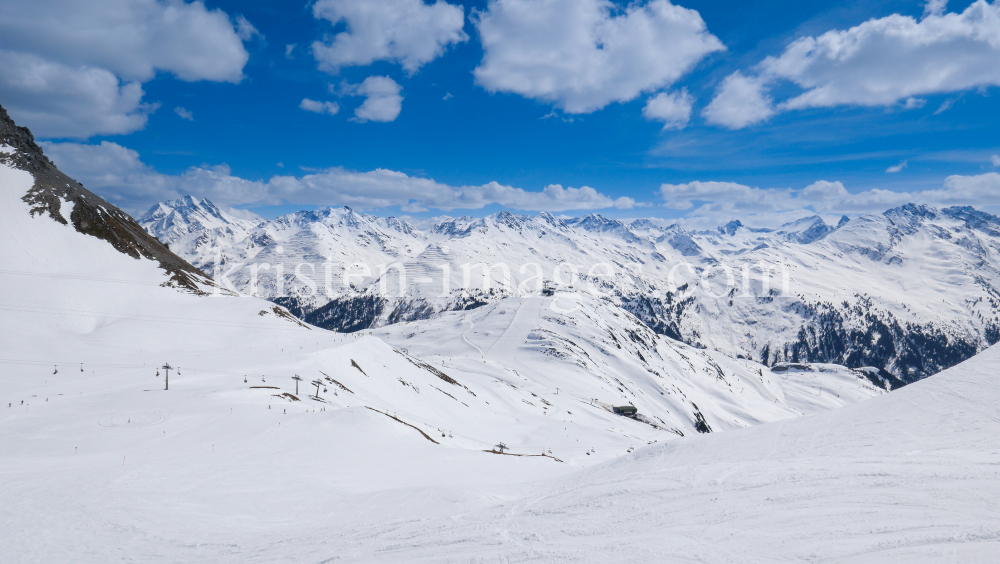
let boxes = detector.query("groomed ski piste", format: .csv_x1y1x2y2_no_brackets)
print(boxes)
3,128,1000,561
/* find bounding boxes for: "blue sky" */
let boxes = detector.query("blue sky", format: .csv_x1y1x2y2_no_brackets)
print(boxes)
2,0,999,225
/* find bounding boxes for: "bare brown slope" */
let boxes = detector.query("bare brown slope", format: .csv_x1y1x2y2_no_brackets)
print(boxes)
0,104,211,292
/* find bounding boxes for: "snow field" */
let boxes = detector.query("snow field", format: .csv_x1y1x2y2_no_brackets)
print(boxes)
5,158,989,562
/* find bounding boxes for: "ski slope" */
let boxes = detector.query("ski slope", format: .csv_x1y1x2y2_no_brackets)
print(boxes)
4,251,997,563
325,341,1000,563
320,340,1000,563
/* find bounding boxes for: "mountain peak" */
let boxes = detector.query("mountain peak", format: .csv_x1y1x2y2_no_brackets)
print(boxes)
139,194,233,231
0,104,54,176
776,216,832,244
629,218,665,231
943,206,1000,237
719,219,743,236
491,210,529,230
573,213,626,232
882,203,938,236
884,203,937,221
536,211,564,227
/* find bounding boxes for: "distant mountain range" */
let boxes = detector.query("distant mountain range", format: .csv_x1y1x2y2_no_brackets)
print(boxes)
141,196,1000,385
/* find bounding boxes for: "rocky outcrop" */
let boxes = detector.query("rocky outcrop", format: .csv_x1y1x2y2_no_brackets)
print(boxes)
0,104,211,292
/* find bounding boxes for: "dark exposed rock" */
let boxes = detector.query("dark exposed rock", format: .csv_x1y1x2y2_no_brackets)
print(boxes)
942,206,1000,237
621,291,985,386
274,288,493,334
719,220,743,236
622,289,695,342
692,404,712,433
303,295,387,333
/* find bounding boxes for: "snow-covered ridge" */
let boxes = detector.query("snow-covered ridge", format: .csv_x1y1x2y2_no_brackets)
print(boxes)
0,105,211,293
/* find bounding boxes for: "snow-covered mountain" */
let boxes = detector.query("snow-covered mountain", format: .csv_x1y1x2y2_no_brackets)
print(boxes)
138,195,262,252
4,103,993,562
143,196,1000,384
376,292,890,439
0,102,881,455
140,199,427,312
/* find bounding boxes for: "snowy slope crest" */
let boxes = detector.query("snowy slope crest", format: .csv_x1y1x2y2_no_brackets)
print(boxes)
0,105,213,294
376,292,885,440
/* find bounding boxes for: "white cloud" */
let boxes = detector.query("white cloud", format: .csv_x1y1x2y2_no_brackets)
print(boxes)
612,196,637,209
42,141,631,215
0,0,250,83
991,154,1000,167
660,174,1000,220
936,172,1000,206
311,0,467,74
541,111,574,123
0,0,252,138
660,181,794,212
47,139,1000,224
174,107,194,121
642,90,693,130
934,97,957,114
346,76,403,123
924,0,948,18
886,160,907,173
299,99,341,116
0,51,155,138
702,72,775,128
285,44,297,58
473,0,724,114
706,0,1000,128
234,15,262,42
42,141,188,210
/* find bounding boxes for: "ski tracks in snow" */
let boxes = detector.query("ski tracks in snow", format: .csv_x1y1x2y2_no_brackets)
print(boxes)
485,297,539,356
462,313,485,358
